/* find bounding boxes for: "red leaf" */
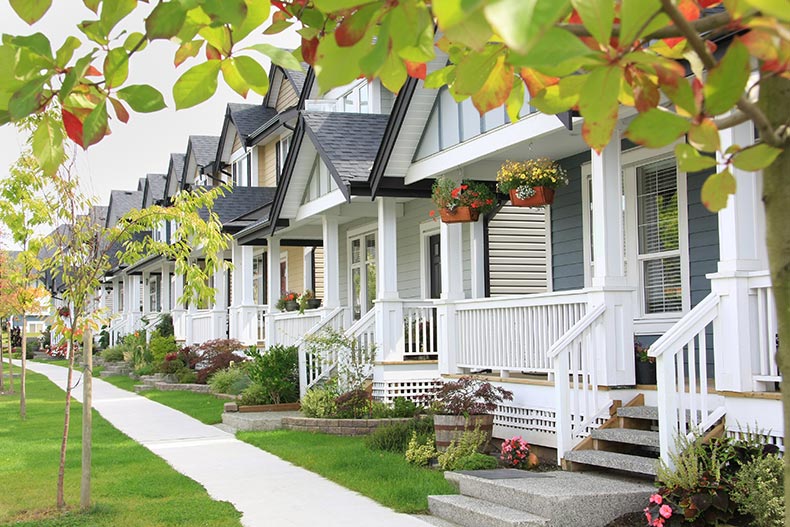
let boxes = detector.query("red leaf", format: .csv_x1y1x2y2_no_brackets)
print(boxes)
692,77,704,112
520,68,559,97
85,65,102,77
302,36,319,66
664,0,700,48
271,0,286,10
62,108,84,148
205,44,222,60
405,61,426,80
110,97,130,124
273,10,289,23
697,0,721,7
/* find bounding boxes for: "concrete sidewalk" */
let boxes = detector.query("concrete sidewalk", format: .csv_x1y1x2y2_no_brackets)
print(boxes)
25,361,433,527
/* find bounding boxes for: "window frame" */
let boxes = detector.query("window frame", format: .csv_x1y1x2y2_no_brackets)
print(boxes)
346,223,378,320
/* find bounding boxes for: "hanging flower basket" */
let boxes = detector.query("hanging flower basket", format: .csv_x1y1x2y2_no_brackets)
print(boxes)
57,306,70,318
439,206,480,223
509,186,555,207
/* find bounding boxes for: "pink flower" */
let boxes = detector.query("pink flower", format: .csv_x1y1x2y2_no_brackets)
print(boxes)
649,494,663,505
659,505,672,519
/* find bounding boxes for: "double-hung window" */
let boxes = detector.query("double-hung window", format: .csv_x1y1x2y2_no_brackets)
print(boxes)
231,150,251,187
348,230,377,320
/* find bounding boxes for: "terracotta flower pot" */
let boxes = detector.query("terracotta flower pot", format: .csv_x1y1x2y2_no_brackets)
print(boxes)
434,414,494,451
509,187,555,207
439,206,480,223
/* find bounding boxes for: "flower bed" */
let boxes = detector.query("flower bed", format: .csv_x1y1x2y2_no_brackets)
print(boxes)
281,416,416,436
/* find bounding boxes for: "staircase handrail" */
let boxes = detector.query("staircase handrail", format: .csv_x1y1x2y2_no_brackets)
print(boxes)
344,308,376,340
297,307,346,395
547,303,605,359
649,293,719,359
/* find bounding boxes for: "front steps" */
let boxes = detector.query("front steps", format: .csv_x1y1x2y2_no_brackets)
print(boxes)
427,470,653,527
99,362,132,378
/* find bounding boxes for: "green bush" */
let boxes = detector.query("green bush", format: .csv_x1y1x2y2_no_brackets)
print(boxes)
135,363,156,376
334,389,370,418
239,384,270,406
301,386,338,418
101,346,125,362
245,344,298,404
405,431,437,467
452,452,498,471
209,367,251,396
25,337,40,352
365,418,434,453
156,313,174,337
391,397,419,418
149,332,178,365
370,401,391,418
177,369,197,384
731,454,784,527
438,428,488,470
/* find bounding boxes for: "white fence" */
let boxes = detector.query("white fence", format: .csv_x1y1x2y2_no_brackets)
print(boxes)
750,274,780,387
190,309,213,345
272,309,325,347
403,302,438,359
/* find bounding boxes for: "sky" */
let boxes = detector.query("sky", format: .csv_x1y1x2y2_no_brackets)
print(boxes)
0,2,299,207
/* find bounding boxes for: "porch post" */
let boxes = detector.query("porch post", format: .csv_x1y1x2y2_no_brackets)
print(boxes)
142,271,151,315
469,220,486,299
172,272,186,342
376,198,403,362
265,236,282,346
589,130,634,386
161,263,171,313
710,121,764,391
211,264,228,340
238,244,256,345
129,275,142,332
322,216,342,325
438,221,464,375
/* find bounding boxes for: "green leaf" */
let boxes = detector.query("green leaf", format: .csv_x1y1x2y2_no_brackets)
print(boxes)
117,84,166,113
82,100,108,148
704,39,750,116
579,65,622,152
731,142,782,171
701,168,736,212
508,27,593,76
313,32,368,93
10,33,53,59
471,54,514,115
221,59,248,97
263,19,293,35
31,112,65,176
529,74,586,114
334,3,380,47
55,37,82,68
145,2,187,40
453,45,502,96
675,143,717,173
103,47,129,89
424,65,455,89
232,56,269,96
233,0,271,42
123,32,147,53
433,0,484,29
8,77,47,120
314,0,369,11
246,44,303,71
78,20,109,45
442,7,493,51
505,78,525,123
59,54,93,100
688,118,720,153
743,0,790,21
619,0,661,45
199,25,232,56
359,19,390,77
571,0,615,46
625,108,690,148
378,48,407,94
484,0,571,54
9,0,52,25
99,0,137,36
173,60,221,109
83,0,99,13
201,0,247,27
175,40,203,67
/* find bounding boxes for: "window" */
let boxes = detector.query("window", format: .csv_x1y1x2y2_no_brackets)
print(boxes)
276,136,291,182
231,150,251,187
349,231,376,320
118,281,124,310
148,276,161,312
252,253,266,305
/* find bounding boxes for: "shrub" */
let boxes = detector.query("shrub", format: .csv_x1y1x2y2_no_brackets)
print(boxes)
245,345,298,404
335,389,370,419
194,339,246,384
453,452,498,471
209,367,251,396
431,376,513,416
239,384,270,406
149,332,178,365
437,428,488,470
391,397,419,418
161,352,186,375
301,386,338,418
731,454,784,527
40,325,52,349
101,346,124,362
365,418,434,453
156,313,174,337
25,337,40,352
177,369,197,384
405,431,437,467
98,326,109,349
135,363,156,376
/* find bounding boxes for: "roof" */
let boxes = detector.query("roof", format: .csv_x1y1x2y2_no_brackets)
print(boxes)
287,64,310,94
188,135,221,168
106,190,143,227
137,177,146,191
227,103,278,140
164,153,186,201
143,173,167,207
302,111,390,184
198,186,277,226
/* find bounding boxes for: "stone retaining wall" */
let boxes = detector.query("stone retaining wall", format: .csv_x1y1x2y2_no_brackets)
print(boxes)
153,382,211,393
281,417,414,436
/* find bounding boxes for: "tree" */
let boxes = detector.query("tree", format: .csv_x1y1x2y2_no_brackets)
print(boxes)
0,0,788,519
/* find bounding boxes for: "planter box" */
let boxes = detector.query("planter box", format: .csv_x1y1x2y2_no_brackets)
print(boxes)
434,414,494,451
635,361,657,385
281,416,415,436
238,402,301,413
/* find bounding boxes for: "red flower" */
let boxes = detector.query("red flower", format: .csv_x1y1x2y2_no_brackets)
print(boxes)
450,187,461,198
486,199,493,205
460,184,468,190
429,210,436,217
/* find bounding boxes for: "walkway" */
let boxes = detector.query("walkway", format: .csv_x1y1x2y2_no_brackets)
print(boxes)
25,361,433,527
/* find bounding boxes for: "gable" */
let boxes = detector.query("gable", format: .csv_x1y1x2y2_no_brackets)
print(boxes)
276,77,299,112
301,154,338,205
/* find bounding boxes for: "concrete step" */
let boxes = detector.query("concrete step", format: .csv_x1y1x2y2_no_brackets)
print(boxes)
590,428,660,448
563,450,658,476
412,514,462,527
428,495,548,527
616,405,658,421
133,384,154,393
445,470,654,527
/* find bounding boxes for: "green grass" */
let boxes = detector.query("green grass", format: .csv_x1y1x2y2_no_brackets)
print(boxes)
238,430,457,513
0,371,242,527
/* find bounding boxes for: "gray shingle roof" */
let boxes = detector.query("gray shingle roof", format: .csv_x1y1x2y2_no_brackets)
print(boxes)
189,135,220,168
106,190,143,227
228,103,278,140
137,177,147,191
171,153,185,178
302,111,389,183
198,186,277,226
287,64,309,94
143,173,167,207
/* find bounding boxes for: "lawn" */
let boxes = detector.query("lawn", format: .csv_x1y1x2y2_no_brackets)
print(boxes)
238,430,457,513
0,371,242,527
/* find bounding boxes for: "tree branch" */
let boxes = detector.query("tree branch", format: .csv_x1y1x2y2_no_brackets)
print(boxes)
712,111,750,130
559,11,731,40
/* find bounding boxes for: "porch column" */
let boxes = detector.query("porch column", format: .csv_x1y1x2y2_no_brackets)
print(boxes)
469,220,486,299
303,248,314,292
129,275,142,332
211,264,228,340
161,263,171,313
142,271,152,315
438,221,464,375
172,272,186,342
710,121,764,391
322,216,341,316
376,198,403,362
265,236,282,346
234,242,257,345
589,130,634,386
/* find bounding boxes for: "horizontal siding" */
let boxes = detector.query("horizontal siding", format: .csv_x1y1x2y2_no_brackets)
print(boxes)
285,247,304,294
260,143,277,187
313,247,324,300
551,151,590,291
488,206,547,295
276,81,299,112
686,167,719,307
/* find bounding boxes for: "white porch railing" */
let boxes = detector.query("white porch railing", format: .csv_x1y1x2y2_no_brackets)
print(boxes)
108,313,128,346
650,293,726,465
272,309,325,347
257,305,267,344
348,308,376,354
749,273,780,387
549,303,609,462
297,307,348,395
403,301,438,359
190,309,213,345
455,291,590,373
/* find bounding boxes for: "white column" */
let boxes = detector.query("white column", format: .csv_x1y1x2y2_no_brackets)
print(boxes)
231,241,256,345
211,264,228,339
265,237,282,346
322,216,341,309
469,219,486,299
172,272,186,342
142,271,151,314
438,220,464,375
161,263,171,313
376,198,403,362
710,121,763,391
303,248,314,292
588,130,634,386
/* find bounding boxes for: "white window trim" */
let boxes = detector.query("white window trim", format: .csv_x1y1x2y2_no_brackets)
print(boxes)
346,223,378,319
419,221,441,299
544,206,553,292
581,143,691,325
280,253,289,294
230,148,251,187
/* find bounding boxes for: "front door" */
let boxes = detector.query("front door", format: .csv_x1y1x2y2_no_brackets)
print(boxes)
429,234,441,299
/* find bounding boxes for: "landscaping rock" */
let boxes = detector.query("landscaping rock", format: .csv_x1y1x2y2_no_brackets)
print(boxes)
224,402,239,413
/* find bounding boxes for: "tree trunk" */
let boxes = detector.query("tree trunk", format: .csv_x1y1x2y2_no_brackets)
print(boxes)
0,321,5,393
758,74,790,527
56,337,75,509
7,322,13,394
80,329,92,510
20,314,26,419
